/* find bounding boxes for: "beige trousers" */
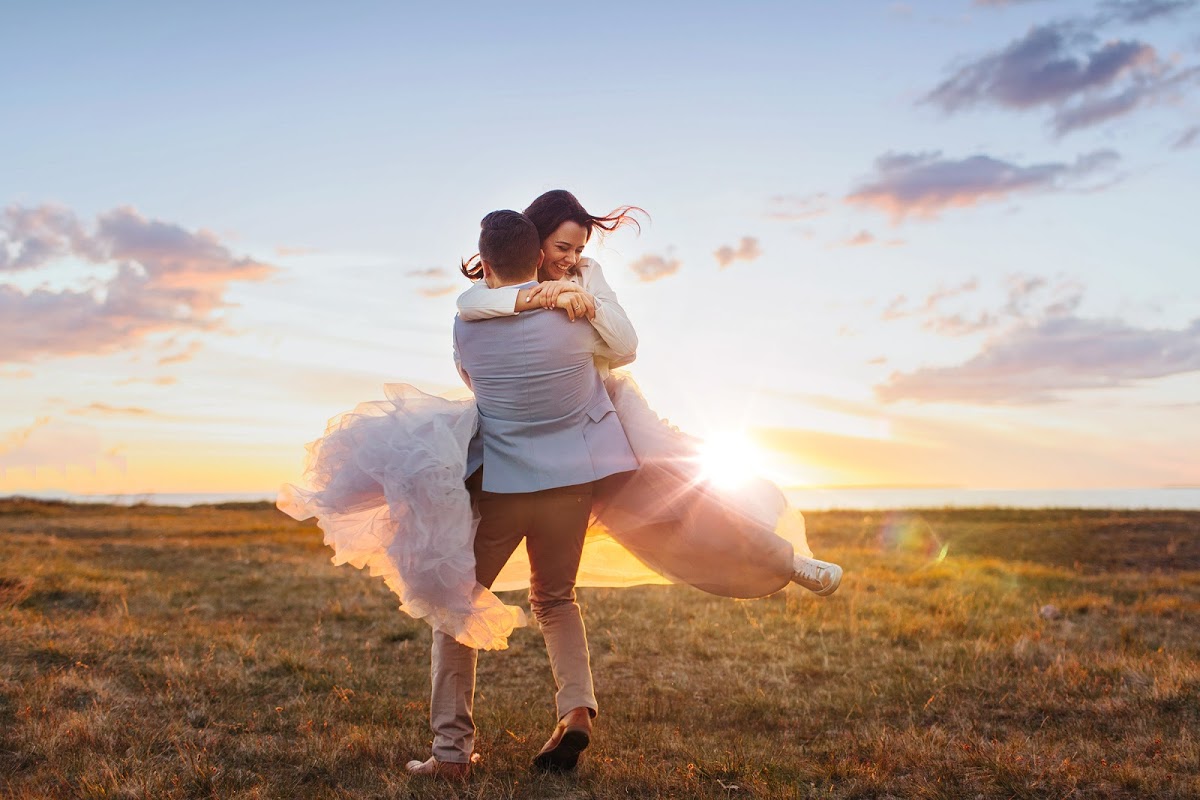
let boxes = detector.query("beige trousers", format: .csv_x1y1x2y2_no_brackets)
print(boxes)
430,472,597,763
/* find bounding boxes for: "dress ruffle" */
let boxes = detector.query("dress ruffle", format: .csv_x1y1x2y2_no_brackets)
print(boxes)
279,374,810,651
277,385,525,651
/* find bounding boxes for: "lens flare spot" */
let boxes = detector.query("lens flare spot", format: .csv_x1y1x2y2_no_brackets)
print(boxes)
878,513,947,564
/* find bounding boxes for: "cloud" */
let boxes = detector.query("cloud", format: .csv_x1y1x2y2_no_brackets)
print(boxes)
882,274,1087,340
922,19,1200,135
157,340,203,366
846,149,1119,221
1101,0,1198,24
629,253,681,283
274,245,319,257
1052,65,1200,134
407,267,457,298
878,315,1200,403
1173,125,1200,149
407,267,446,279
881,278,997,335
114,375,177,386
839,230,905,247
1002,273,1085,318
0,417,125,476
714,237,762,268
69,403,155,417
766,194,830,221
0,204,277,363
1,417,52,456
1,367,33,379
924,24,1155,112
923,312,1002,336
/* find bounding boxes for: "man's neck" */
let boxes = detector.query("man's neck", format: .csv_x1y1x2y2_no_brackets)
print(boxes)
487,274,538,289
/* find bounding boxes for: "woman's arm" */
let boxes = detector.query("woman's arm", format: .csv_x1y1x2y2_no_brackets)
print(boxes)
457,279,591,319
456,277,596,321
455,281,523,320
578,259,639,365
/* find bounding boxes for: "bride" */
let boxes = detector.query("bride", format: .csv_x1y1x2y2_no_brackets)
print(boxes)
278,190,841,651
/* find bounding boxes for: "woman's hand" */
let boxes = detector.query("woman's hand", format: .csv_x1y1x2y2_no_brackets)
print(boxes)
555,290,596,322
526,280,582,309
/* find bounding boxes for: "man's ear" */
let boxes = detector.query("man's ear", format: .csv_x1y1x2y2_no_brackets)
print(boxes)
535,249,545,271
480,259,494,282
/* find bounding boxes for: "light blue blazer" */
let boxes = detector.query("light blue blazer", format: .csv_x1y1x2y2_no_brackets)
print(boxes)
453,289,639,494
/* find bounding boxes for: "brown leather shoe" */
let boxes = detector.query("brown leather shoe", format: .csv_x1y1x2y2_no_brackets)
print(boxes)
533,706,593,772
405,755,472,780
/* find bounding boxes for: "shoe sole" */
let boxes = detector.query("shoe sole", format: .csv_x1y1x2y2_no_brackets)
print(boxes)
532,730,590,772
794,565,843,596
814,565,843,596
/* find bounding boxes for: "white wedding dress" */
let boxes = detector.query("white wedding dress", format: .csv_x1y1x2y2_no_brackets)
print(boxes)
278,263,811,651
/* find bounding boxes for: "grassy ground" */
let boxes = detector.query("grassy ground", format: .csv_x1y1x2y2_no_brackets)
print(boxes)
1,499,1197,799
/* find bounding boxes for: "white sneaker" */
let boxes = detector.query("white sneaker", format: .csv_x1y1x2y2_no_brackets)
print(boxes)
792,555,843,596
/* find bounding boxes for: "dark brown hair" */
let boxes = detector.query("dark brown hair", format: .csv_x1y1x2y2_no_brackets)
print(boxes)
476,210,541,283
461,190,646,280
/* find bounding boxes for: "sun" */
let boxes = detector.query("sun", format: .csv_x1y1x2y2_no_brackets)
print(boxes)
696,431,770,489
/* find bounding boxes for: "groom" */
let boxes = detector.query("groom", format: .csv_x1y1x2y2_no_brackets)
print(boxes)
406,210,639,778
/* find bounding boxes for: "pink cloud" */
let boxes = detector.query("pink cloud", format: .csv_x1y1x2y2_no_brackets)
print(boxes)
629,253,682,283
0,204,277,363
0,417,125,476
714,237,762,268
157,341,204,366
407,267,446,279
69,403,156,417
275,245,320,257
843,230,876,247
765,194,830,221
846,150,1119,222
878,315,1200,403
114,376,178,386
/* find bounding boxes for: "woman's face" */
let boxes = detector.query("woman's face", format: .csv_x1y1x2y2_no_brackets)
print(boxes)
539,221,589,281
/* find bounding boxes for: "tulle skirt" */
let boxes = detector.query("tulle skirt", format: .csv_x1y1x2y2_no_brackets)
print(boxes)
278,372,810,651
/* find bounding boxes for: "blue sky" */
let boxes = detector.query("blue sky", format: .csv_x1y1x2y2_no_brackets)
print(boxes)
3,0,1199,493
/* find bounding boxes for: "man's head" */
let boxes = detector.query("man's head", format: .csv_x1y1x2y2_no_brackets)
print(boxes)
478,210,541,286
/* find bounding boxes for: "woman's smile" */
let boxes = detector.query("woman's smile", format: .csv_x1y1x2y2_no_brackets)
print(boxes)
539,221,589,281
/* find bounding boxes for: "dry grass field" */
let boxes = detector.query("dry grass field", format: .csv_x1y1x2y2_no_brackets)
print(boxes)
1,499,1197,799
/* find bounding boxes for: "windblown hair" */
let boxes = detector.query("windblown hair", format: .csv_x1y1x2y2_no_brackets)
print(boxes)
475,210,541,283
461,190,647,280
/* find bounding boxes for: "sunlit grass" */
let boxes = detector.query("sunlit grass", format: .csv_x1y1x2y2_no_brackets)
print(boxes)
1,500,1198,798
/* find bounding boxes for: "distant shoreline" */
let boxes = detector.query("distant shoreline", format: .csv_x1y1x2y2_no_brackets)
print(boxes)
5,486,1200,511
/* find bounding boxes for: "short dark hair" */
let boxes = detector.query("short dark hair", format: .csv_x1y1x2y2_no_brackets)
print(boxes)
477,210,540,283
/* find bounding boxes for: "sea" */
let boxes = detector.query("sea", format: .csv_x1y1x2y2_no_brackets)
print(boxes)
6,487,1200,510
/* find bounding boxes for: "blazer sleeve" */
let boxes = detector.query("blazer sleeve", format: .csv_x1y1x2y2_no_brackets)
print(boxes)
456,280,522,320
579,259,638,366
452,321,471,389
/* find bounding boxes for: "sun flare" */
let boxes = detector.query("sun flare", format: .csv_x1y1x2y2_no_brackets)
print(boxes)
697,431,770,489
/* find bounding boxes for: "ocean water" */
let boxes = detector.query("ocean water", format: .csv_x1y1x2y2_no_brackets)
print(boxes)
3,490,281,507
784,487,1200,511
5,487,1200,510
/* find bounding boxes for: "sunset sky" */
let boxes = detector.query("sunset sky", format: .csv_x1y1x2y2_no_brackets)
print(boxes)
3,0,1199,496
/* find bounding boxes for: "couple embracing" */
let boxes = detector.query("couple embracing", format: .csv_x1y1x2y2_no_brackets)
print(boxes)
279,190,842,780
